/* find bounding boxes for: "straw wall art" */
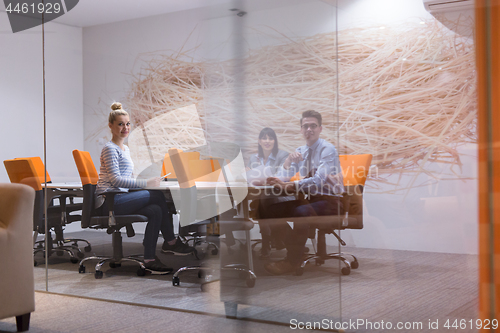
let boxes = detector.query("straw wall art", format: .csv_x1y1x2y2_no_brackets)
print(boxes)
123,18,475,188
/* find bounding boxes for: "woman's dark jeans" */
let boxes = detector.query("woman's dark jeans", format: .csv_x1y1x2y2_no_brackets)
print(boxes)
99,190,175,260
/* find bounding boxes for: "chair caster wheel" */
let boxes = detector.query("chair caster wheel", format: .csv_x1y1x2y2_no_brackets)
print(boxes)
211,249,218,255
136,268,146,276
194,249,206,260
246,278,255,288
76,251,85,259
70,257,79,264
84,245,92,252
295,267,304,276
95,270,104,279
109,262,121,269
198,270,204,279
341,266,351,275
79,265,86,273
351,261,359,269
173,276,180,286
34,260,38,267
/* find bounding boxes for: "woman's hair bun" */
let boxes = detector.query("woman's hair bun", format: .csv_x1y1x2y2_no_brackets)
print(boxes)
111,102,122,111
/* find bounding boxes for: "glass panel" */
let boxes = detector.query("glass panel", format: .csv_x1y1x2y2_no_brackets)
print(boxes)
0,11,46,290
337,0,478,330
207,0,342,325
39,13,85,293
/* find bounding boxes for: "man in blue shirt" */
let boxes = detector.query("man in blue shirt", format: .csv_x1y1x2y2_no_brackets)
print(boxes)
263,110,344,275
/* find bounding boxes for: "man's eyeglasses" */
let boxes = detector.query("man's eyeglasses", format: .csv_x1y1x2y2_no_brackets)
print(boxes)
301,124,318,130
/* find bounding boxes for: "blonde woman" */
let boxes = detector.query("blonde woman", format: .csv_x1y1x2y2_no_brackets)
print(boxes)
95,102,194,273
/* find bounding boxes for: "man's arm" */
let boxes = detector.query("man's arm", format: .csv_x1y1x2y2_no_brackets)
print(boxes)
266,177,296,194
297,145,343,195
282,151,303,170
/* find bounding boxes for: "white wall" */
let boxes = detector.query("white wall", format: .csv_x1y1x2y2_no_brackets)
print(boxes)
82,0,335,235
332,0,478,254
82,0,335,163
82,0,477,253
0,12,84,183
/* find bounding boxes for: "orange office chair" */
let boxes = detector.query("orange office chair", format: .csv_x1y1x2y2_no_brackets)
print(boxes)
189,159,222,182
16,156,91,256
179,157,222,258
72,149,151,279
163,151,221,256
169,148,256,289
3,158,86,265
161,151,200,180
300,153,373,275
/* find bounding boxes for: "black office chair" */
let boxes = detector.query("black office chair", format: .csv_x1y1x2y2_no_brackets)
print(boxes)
3,158,88,266
73,149,151,279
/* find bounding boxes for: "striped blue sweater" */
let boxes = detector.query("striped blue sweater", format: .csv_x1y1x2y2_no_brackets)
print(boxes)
95,141,146,208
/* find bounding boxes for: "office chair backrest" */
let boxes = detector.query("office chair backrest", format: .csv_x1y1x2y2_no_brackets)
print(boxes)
4,158,44,231
338,154,372,229
169,148,201,227
168,149,196,188
189,159,222,182
15,156,51,183
339,154,372,187
4,158,42,191
72,150,99,228
162,151,200,179
72,150,99,186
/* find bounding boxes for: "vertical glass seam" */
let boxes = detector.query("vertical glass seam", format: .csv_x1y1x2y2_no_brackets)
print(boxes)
42,0,48,291
484,0,496,321
335,0,342,321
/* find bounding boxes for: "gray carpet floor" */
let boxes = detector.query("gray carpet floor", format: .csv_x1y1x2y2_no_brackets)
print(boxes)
30,230,478,332
0,292,312,333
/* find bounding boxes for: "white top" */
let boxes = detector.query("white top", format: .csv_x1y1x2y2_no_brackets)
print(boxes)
95,141,146,207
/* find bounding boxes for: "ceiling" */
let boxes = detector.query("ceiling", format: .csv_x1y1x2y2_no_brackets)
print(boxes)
52,0,234,27
5,0,323,28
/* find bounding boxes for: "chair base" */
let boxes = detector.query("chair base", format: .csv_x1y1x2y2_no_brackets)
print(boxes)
78,255,149,279
15,313,30,332
77,231,159,279
300,252,359,276
181,234,219,259
33,232,89,265
172,264,256,290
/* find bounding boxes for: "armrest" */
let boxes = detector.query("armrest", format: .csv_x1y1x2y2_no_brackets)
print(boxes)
97,190,136,237
96,189,128,212
97,190,126,226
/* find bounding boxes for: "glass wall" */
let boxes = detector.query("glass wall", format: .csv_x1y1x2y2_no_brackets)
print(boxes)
36,0,342,326
335,0,478,330
1,0,482,330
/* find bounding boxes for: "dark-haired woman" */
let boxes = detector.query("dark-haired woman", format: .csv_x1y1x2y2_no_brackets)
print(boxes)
247,127,291,258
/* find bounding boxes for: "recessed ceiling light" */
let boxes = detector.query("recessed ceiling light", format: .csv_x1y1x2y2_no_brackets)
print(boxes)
420,21,425,25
